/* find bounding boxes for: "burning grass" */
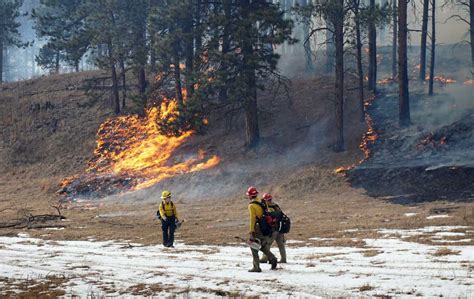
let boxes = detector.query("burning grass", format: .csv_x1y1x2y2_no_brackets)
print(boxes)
59,98,220,200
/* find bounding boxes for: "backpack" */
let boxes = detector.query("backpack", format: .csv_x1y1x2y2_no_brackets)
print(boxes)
251,201,281,236
251,201,291,235
278,213,291,234
156,201,174,220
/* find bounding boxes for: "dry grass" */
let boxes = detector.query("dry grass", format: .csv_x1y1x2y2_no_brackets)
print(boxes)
362,249,383,257
0,275,68,298
358,283,375,292
124,283,167,296
432,247,461,256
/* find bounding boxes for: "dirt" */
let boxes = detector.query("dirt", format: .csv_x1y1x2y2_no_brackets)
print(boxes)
1,71,474,247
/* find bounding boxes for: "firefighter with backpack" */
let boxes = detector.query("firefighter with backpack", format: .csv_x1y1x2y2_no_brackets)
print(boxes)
157,190,179,248
260,193,288,263
246,186,278,272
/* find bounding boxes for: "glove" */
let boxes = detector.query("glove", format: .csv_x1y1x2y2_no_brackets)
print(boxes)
162,216,167,221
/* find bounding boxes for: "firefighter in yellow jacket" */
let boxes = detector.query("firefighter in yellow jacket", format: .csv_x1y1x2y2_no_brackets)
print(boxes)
260,193,287,263
157,190,179,248
246,186,277,272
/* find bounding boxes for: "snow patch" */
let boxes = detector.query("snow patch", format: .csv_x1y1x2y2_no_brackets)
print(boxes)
426,215,450,219
0,229,473,297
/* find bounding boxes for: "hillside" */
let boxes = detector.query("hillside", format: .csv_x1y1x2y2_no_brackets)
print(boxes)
1,70,473,247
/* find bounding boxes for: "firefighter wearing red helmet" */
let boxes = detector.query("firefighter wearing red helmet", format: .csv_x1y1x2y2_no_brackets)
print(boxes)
246,186,277,272
260,193,287,263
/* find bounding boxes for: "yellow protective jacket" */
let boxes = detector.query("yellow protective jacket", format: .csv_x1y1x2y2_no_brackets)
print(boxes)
159,200,178,220
248,199,264,233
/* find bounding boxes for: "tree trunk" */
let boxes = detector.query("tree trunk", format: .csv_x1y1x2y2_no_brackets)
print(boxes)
398,0,410,127
420,0,429,81
392,0,397,78
0,41,3,83
137,10,148,101
470,0,474,69
355,0,365,122
120,58,127,108
55,50,60,74
174,53,184,106
428,0,435,96
184,1,194,97
368,0,377,92
302,0,314,72
194,0,203,61
242,0,259,148
219,0,231,103
325,20,335,73
111,61,120,115
138,66,146,95
333,0,345,152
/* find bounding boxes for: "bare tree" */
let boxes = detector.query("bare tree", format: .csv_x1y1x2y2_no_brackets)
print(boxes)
353,0,366,122
392,0,398,78
429,0,436,95
368,0,378,92
420,0,430,81
398,0,410,127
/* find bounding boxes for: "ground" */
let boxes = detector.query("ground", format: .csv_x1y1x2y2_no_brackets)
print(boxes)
0,63,473,296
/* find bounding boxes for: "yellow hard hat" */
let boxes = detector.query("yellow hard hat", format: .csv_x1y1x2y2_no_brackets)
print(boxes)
161,190,171,199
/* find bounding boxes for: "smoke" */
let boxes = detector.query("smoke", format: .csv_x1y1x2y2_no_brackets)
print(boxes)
412,84,474,130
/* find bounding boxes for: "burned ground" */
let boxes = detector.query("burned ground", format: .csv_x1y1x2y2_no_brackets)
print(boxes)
347,82,474,203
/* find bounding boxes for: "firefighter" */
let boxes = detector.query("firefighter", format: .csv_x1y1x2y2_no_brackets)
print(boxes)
157,190,179,248
260,193,287,263
246,186,278,272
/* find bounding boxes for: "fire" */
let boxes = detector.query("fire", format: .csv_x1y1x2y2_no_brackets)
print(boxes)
464,79,474,85
335,95,378,174
425,75,456,84
359,96,378,161
377,77,395,85
86,99,219,191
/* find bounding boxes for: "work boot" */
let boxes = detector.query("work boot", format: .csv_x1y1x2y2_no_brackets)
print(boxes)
248,268,262,273
259,259,269,263
270,259,277,270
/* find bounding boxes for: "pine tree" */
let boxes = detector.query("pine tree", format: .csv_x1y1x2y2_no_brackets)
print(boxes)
0,0,24,82
32,0,89,73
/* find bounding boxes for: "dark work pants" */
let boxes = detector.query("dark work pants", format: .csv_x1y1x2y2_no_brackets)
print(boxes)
161,216,176,247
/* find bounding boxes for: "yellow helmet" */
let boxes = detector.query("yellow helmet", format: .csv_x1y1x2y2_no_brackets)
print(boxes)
161,190,171,199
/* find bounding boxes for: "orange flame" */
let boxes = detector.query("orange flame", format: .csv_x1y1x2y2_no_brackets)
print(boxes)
464,79,474,85
425,75,456,84
335,95,378,174
86,98,219,191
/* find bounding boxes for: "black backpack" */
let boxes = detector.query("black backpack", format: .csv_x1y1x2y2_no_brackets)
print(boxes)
278,213,291,234
267,203,291,234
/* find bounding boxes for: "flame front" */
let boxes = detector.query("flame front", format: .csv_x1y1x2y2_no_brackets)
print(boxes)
86,99,220,191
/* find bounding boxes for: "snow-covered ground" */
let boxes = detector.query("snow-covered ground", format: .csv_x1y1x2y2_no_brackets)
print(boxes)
0,227,473,298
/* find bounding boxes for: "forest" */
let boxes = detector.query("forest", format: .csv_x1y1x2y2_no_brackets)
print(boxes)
0,0,473,297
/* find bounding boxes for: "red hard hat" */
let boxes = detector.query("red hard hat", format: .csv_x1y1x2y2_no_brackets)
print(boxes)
262,193,272,201
246,186,258,196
